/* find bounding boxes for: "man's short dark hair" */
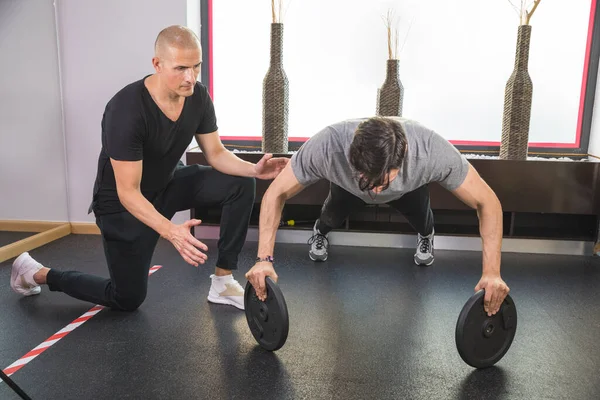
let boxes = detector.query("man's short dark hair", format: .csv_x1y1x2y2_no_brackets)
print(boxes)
349,116,408,191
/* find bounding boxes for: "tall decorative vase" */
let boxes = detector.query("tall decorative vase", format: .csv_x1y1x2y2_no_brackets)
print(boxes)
376,59,404,117
262,23,289,154
499,25,533,160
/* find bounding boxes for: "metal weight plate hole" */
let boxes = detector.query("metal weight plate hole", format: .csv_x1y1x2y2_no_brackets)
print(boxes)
483,321,495,338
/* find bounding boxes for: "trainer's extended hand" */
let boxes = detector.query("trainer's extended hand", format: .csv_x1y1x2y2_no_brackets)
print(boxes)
253,154,289,180
475,274,510,317
164,219,208,267
245,261,278,301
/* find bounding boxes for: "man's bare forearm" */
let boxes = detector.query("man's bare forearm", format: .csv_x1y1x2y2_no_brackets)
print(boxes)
207,148,256,177
118,189,173,238
257,191,286,258
477,197,503,275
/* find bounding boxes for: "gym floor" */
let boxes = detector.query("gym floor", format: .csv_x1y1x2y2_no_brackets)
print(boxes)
0,232,36,248
1,234,600,400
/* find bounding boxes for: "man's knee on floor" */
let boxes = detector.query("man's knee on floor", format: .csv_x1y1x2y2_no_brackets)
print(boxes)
112,291,147,312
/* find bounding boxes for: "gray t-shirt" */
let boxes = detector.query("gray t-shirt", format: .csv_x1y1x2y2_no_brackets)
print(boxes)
290,117,470,204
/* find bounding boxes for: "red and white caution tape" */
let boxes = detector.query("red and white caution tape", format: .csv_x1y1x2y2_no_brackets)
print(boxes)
3,265,162,377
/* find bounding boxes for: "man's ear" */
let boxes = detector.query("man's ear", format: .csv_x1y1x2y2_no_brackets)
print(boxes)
152,56,161,72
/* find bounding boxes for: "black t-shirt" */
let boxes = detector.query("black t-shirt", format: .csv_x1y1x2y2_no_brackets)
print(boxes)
90,76,218,215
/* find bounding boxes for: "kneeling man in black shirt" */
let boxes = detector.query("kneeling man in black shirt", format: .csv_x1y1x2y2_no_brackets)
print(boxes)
10,25,287,311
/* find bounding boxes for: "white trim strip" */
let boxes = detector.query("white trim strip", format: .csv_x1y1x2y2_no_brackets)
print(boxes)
194,226,593,256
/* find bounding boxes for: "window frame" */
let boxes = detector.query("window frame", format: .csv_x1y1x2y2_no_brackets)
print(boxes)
200,0,600,157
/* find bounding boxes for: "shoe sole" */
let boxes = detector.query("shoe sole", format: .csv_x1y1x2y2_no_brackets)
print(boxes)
10,258,19,293
309,253,328,262
207,293,244,310
414,256,434,266
21,286,41,296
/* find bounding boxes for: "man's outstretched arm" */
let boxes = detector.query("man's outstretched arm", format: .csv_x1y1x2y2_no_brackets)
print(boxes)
246,163,306,300
451,163,509,316
195,132,288,179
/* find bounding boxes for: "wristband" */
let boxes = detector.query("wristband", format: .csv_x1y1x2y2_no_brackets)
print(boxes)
256,256,274,263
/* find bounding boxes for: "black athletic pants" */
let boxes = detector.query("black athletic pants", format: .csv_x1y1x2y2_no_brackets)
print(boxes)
316,183,434,236
46,165,256,311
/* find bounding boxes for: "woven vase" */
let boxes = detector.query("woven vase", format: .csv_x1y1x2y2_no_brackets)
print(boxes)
499,25,533,160
262,23,289,154
376,59,404,117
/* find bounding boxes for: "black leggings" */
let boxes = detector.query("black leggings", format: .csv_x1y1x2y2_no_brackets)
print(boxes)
316,183,434,236
46,165,256,311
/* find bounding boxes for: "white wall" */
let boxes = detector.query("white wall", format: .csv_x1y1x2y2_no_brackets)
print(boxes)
55,0,191,223
212,0,592,146
187,0,201,39
0,0,69,222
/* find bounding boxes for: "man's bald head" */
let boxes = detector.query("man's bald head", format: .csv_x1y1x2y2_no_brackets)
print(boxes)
151,25,202,99
154,25,201,58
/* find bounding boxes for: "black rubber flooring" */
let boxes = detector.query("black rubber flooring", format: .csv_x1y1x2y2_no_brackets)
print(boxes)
0,232,36,247
1,234,600,399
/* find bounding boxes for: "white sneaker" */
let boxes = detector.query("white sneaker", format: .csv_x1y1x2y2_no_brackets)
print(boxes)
11,252,42,296
207,274,245,310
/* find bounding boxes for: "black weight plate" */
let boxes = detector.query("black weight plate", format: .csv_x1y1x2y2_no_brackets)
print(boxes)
455,289,517,368
244,277,289,351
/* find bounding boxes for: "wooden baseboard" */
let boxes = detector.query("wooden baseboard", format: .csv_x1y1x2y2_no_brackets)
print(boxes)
0,224,72,263
70,223,100,235
0,220,65,233
0,220,102,235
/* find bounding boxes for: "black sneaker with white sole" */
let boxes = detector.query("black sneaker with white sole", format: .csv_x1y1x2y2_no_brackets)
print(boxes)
414,230,434,266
